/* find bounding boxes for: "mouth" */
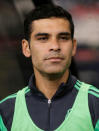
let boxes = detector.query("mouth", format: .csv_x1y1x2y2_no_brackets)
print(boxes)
45,57,64,62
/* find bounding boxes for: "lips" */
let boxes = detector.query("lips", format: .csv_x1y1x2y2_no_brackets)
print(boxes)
44,53,65,62
45,57,64,62
47,57,63,59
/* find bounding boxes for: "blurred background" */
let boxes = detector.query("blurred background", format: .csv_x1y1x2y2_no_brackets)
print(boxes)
0,0,99,99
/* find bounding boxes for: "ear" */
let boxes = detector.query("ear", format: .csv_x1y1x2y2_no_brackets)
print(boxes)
22,39,31,57
72,38,77,56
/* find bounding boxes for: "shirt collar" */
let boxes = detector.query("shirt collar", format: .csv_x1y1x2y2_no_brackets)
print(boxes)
28,72,77,99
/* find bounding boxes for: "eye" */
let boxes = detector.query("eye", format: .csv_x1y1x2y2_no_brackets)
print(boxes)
59,36,70,41
37,36,49,42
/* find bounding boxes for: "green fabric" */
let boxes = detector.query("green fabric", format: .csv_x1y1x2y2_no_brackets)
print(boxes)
55,82,94,131
76,81,99,98
0,94,16,104
0,115,8,131
95,120,99,131
11,84,94,131
11,87,43,131
90,86,99,93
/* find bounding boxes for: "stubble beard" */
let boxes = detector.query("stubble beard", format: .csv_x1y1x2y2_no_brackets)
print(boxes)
34,61,71,81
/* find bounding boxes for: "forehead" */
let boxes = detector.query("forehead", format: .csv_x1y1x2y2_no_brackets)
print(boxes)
31,18,71,34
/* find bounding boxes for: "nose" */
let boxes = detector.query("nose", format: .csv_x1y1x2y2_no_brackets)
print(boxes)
49,38,60,52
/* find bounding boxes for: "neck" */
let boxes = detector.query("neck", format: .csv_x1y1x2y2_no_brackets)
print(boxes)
34,70,69,99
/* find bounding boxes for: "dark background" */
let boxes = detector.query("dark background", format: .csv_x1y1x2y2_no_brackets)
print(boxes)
0,0,99,99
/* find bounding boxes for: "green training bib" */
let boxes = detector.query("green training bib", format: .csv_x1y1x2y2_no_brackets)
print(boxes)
11,83,94,131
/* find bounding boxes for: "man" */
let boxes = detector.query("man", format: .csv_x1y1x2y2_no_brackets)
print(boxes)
0,4,99,131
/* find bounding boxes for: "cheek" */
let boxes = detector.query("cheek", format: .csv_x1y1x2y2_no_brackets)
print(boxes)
63,44,73,57
31,51,39,64
30,47,44,65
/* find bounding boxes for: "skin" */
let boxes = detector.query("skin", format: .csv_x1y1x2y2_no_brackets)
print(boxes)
22,17,77,99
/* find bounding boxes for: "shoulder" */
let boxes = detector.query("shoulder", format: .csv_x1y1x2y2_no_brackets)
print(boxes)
0,87,31,129
0,92,17,113
0,93,16,130
0,86,30,108
74,80,99,114
74,79,99,98
0,86,31,116
75,80,99,113
74,80,99,108
74,80,99,128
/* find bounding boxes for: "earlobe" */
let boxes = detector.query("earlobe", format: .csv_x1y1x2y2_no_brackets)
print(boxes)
72,39,77,56
22,39,31,57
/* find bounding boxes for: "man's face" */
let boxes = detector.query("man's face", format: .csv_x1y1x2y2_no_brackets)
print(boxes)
22,18,76,77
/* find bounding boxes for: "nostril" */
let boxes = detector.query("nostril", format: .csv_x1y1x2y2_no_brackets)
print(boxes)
50,48,61,52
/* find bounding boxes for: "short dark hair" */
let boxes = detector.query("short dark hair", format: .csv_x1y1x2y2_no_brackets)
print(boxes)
24,4,74,41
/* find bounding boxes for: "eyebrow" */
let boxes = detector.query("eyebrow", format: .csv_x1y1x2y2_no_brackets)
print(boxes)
35,33,49,37
34,32,71,38
58,32,71,36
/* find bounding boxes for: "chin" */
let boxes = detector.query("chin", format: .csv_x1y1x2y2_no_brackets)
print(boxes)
45,71,66,80
46,68,67,75
46,66,67,73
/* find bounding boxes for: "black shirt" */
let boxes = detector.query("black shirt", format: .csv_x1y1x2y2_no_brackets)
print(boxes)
0,73,99,131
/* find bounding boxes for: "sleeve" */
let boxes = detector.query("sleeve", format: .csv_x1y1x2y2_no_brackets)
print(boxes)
0,115,8,131
92,87,99,131
88,85,99,130
94,97,99,131
0,95,16,131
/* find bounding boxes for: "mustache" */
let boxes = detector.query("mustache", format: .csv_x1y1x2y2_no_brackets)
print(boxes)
44,53,65,60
